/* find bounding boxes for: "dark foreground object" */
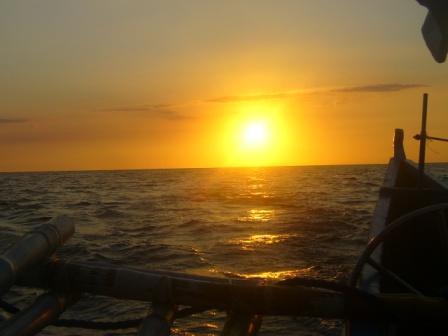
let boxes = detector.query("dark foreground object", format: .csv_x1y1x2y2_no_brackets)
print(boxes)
348,129,448,336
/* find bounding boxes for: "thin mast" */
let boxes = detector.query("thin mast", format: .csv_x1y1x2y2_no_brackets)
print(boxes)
418,93,428,187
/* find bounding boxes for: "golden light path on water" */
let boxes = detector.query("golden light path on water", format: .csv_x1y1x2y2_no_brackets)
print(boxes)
227,230,312,280
190,170,315,283
235,233,299,250
224,176,309,280
221,204,310,280
231,267,315,280
237,209,275,222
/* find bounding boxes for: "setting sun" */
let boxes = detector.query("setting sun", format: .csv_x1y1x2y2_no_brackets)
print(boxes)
217,101,296,167
243,121,269,148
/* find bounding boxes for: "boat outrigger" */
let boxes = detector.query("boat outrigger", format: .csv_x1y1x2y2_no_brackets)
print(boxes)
0,93,447,336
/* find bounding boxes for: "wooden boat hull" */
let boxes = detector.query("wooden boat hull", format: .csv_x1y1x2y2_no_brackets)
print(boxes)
348,129,448,335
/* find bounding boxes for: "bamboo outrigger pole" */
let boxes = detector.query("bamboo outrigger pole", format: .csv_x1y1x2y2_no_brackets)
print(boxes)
18,260,347,318
0,216,74,295
16,260,448,322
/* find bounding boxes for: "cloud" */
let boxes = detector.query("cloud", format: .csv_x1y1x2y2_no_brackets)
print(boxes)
204,83,428,103
204,91,296,103
331,83,428,93
0,117,27,124
103,83,428,113
104,104,177,112
152,109,192,120
102,105,192,120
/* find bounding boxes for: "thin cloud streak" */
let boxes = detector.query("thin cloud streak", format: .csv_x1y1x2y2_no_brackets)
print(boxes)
0,117,27,124
204,92,296,103
331,83,428,93
103,83,428,113
205,83,428,103
104,104,178,112
151,109,193,121
102,105,192,120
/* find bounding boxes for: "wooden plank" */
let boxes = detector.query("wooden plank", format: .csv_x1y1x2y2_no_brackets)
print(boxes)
361,155,401,293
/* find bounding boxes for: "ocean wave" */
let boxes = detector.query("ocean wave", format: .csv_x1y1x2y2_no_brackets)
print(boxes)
94,208,126,219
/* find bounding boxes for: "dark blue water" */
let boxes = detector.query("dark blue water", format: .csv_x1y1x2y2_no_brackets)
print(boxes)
1,164,447,335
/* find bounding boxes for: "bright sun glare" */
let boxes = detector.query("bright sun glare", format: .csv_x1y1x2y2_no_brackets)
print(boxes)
243,121,268,147
222,103,291,167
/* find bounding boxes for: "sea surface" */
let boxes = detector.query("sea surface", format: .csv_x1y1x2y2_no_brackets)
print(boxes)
1,164,448,336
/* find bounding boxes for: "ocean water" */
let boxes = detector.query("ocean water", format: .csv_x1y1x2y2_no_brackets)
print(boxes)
1,164,448,335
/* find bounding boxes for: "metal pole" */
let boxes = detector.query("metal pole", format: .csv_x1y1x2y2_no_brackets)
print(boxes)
418,93,428,187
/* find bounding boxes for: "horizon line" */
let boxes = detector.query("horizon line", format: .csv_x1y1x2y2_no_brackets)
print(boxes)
2,161,448,174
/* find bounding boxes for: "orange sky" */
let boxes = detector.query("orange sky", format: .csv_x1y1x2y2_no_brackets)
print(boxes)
1,1,448,172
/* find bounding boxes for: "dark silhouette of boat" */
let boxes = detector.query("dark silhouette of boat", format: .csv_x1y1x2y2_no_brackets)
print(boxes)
348,127,448,335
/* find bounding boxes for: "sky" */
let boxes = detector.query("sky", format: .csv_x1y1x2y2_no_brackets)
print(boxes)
1,0,448,172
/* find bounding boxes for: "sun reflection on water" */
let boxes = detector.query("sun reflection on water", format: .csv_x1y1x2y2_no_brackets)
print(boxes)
225,267,315,281
230,232,299,251
238,209,274,222
241,234,283,245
